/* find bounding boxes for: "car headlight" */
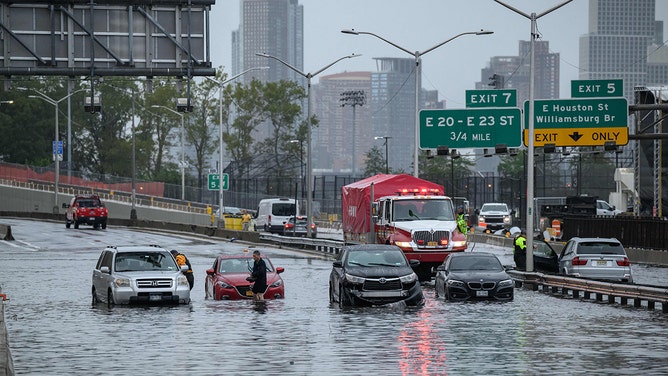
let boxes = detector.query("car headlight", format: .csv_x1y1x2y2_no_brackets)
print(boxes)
394,241,412,248
446,279,465,287
498,278,514,287
270,279,283,288
177,275,189,287
503,216,511,224
216,281,233,289
399,272,417,284
478,215,485,222
114,278,131,287
345,273,365,284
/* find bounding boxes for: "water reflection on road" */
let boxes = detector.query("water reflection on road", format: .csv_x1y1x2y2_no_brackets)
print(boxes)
1,219,667,375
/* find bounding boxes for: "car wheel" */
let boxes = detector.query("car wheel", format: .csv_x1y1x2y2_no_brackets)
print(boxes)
338,285,352,308
94,223,99,229
91,287,98,305
74,221,79,229
101,221,107,230
107,289,115,306
329,284,334,304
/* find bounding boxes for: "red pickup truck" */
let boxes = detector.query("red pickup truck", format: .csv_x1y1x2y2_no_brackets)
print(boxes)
64,194,108,229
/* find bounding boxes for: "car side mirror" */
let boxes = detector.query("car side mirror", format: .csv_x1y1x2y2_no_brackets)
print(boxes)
436,264,445,271
276,267,285,274
333,261,342,268
62,203,70,208
180,265,189,272
100,266,110,274
475,209,480,215
409,259,420,267
205,268,215,276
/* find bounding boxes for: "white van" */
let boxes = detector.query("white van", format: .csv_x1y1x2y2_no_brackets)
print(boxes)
255,198,299,233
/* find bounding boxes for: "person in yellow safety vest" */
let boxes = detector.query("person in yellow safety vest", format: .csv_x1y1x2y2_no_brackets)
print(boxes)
513,232,527,270
456,207,468,235
241,210,252,231
171,250,194,290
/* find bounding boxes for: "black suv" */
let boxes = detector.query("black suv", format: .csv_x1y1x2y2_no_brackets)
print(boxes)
329,244,424,308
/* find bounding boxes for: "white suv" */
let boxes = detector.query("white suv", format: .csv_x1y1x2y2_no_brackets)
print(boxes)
92,245,191,305
477,203,512,231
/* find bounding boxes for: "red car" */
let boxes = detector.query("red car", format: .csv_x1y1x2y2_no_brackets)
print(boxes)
205,253,285,300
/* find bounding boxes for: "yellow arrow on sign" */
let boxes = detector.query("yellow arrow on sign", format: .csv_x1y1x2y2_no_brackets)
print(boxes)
523,127,628,147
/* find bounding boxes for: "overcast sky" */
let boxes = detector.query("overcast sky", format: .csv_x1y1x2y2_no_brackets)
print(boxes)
209,1,668,108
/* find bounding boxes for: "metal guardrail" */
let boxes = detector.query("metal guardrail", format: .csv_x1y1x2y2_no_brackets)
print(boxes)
508,270,668,313
258,233,343,256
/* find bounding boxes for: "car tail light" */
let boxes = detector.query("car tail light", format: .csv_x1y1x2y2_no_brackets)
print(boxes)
572,257,587,266
616,257,630,266
310,224,316,230
284,223,294,230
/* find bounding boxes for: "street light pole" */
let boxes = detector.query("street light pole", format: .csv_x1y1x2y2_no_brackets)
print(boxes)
256,52,361,237
341,29,493,177
206,67,269,225
25,88,86,213
495,0,572,273
289,139,305,198
152,105,186,201
374,136,391,174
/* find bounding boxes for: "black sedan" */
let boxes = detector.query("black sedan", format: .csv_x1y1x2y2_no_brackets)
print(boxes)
282,215,317,238
434,252,514,301
329,244,424,308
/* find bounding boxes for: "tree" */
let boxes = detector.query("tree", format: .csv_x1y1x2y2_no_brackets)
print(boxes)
363,146,386,177
497,149,526,179
187,75,219,200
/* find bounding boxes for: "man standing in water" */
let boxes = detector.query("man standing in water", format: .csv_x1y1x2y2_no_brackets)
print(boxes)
249,250,267,301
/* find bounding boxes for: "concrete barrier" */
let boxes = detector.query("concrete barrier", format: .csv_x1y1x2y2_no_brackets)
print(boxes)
0,287,14,376
0,225,13,241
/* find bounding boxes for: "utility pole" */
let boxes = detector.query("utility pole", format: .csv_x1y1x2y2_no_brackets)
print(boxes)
340,90,366,176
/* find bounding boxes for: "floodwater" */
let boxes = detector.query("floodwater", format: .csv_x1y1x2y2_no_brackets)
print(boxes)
1,219,667,375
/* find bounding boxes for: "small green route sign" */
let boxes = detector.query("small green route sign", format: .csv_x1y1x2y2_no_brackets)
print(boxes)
207,173,229,191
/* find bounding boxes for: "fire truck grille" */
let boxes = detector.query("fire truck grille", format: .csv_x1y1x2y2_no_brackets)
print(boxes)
413,230,450,244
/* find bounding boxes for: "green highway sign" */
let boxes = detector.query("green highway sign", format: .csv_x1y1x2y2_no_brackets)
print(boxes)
207,173,229,191
524,97,628,129
571,79,623,98
465,89,517,108
419,108,522,149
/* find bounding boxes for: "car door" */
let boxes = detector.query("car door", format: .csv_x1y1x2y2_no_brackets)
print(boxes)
558,241,575,274
329,250,347,301
93,250,113,299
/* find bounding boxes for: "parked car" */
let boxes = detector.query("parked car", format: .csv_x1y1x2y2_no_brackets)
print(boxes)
214,206,243,217
64,194,108,229
91,245,191,305
434,252,514,301
329,244,424,308
558,237,633,283
282,215,317,238
205,253,285,300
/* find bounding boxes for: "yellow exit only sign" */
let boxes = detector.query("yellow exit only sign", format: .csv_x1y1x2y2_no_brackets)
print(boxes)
523,127,628,147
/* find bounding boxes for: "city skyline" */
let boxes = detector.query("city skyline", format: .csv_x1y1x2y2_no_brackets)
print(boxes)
211,1,668,108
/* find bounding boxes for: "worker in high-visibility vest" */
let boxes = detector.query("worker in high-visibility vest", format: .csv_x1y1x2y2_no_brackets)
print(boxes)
513,231,527,270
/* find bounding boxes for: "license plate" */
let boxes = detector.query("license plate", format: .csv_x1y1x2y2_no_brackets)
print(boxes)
596,260,607,266
89,217,96,221
427,241,437,246
149,294,162,301
476,290,489,297
245,291,253,297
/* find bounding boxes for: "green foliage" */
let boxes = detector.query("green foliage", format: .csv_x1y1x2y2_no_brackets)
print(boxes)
363,146,387,176
497,149,526,179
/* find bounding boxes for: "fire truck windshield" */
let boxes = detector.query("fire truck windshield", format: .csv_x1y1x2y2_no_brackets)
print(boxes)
393,199,455,221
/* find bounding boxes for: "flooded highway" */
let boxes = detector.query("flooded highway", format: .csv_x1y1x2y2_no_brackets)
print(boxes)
1,218,667,375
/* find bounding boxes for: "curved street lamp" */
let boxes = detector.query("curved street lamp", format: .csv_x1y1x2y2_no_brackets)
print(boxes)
152,105,186,201
24,88,87,213
255,52,361,237
341,29,493,177
206,67,269,224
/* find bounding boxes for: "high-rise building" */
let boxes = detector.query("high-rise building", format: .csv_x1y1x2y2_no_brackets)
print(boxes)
231,0,304,85
371,57,419,173
312,72,372,174
579,0,668,100
477,40,560,103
